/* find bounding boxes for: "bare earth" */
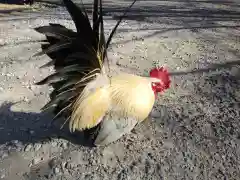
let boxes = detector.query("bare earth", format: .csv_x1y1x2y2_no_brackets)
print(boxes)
0,0,240,180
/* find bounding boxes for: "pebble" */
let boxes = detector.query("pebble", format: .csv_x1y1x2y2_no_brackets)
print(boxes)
48,158,59,168
34,143,42,151
65,162,74,169
13,117,18,121
51,142,58,147
61,162,67,170
15,146,23,152
53,167,60,174
27,84,36,91
19,127,28,132
61,142,68,149
0,174,5,179
1,152,8,159
11,140,19,144
23,96,29,102
32,157,42,165
150,109,161,118
6,73,14,77
29,130,35,135
24,144,32,152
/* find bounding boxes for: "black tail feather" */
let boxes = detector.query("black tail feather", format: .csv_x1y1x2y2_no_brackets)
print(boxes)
62,0,94,44
104,0,137,57
34,25,76,40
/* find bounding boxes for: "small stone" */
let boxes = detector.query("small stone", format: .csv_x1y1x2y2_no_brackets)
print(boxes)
23,97,29,102
84,174,93,180
20,127,28,131
11,140,19,144
28,84,36,91
48,158,59,168
150,109,161,118
6,73,12,77
53,167,60,174
34,143,42,151
61,142,68,149
14,141,23,151
0,174,5,179
51,141,58,147
61,162,67,169
1,152,8,159
24,144,32,152
65,162,73,169
32,157,42,165
44,173,53,179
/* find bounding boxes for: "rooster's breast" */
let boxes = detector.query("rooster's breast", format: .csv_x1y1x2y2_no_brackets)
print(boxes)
109,74,156,120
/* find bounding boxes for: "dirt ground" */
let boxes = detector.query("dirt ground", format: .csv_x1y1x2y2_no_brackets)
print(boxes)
0,0,240,180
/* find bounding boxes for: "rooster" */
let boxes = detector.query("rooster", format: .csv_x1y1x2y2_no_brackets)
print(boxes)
34,0,171,146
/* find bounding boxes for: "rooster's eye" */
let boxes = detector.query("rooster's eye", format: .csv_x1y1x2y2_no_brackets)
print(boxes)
152,83,157,87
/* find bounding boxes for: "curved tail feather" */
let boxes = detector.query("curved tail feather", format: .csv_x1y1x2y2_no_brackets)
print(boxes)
34,0,137,145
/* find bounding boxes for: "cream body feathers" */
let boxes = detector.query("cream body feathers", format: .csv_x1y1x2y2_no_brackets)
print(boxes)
69,73,157,132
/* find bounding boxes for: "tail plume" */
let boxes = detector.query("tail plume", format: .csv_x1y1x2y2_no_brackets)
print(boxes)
34,0,137,130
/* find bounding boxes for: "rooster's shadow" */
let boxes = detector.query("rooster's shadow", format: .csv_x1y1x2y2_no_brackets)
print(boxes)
0,102,94,148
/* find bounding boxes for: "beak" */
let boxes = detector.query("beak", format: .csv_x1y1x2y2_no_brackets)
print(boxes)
150,78,162,84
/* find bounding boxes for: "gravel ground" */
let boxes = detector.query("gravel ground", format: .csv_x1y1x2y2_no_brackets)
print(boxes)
0,0,240,180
